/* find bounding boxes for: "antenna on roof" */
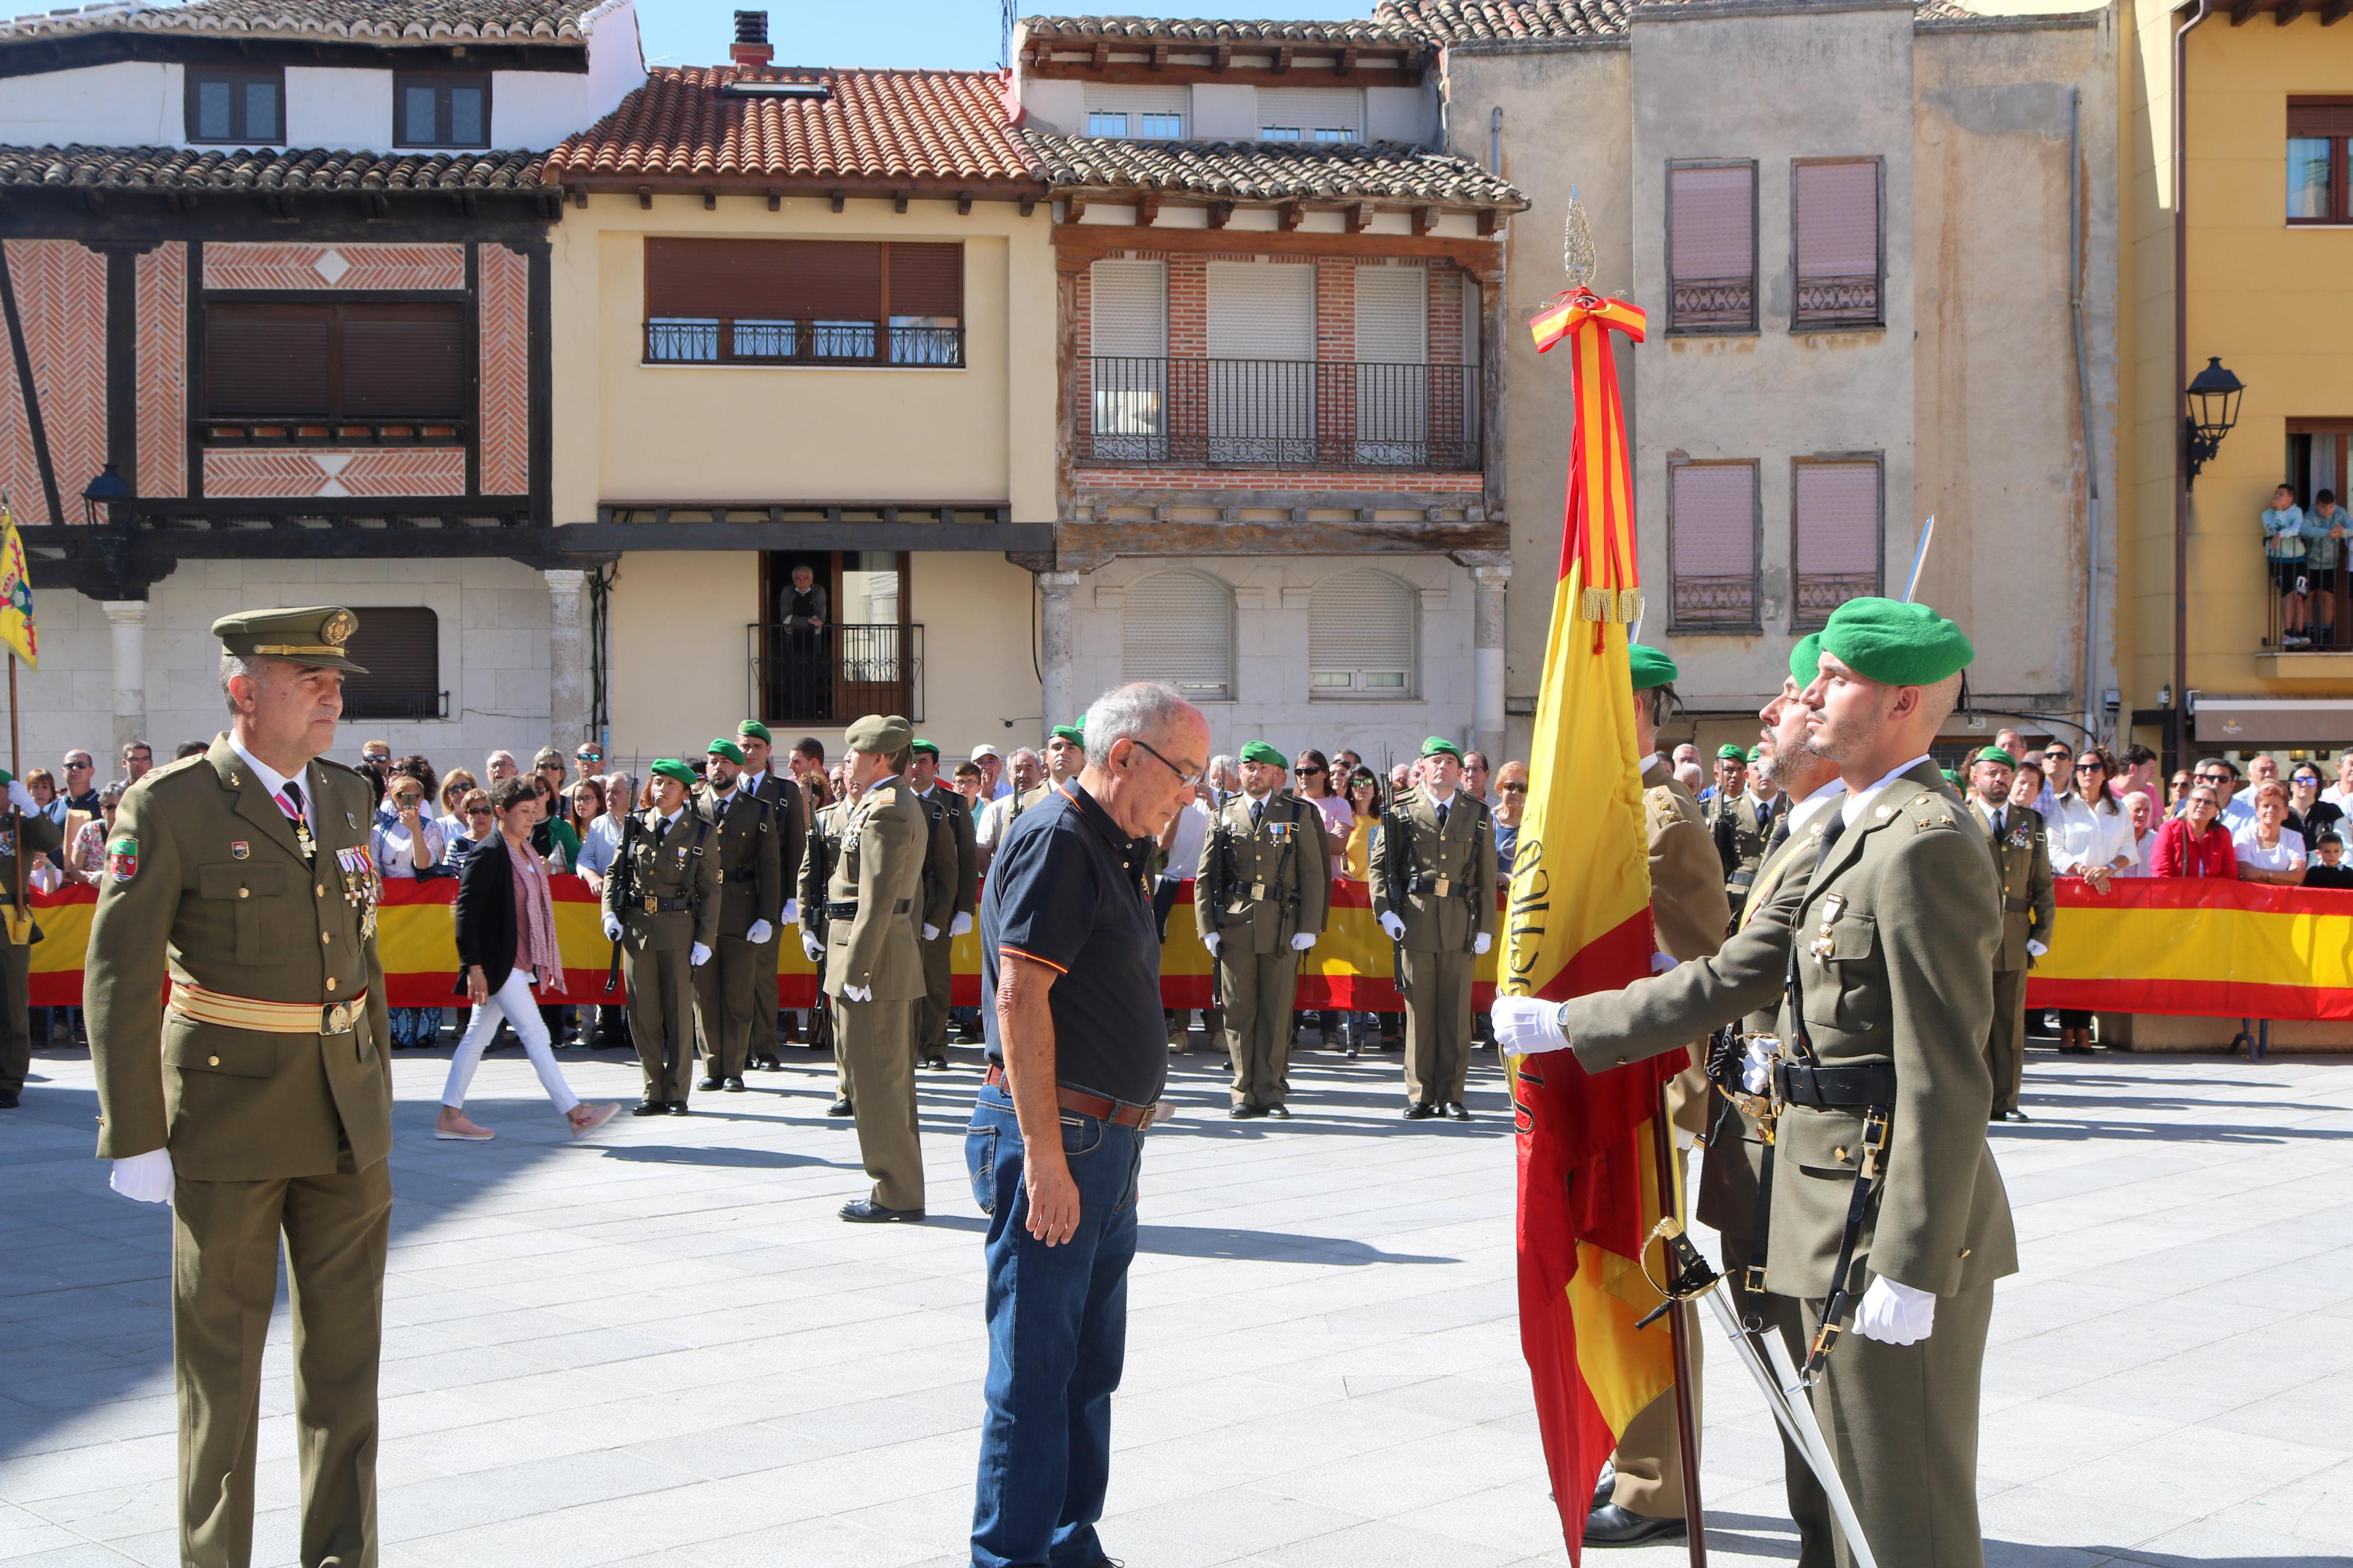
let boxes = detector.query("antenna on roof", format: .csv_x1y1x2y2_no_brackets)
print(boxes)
1001,0,1016,69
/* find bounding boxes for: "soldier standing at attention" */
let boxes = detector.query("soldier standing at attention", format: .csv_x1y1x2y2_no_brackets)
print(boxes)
733,719,807,1068
907,739,977,1071
1964,746,2054,1123
1497,598,2015,1568
1035,724,1085,801
88,606,391,1568
827,714,929,1222
603,759,719,1116
0,760,60,1110
1710,743,1771,923
1194,741,1329,1119
800,783,854,1111
1372,738,1497,1120
692,738,782,1096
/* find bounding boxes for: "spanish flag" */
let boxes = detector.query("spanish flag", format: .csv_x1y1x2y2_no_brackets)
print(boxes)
1505,289,1683,1562
0,496,36,670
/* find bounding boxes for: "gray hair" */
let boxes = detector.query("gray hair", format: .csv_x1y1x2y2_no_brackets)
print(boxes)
1208,752,1235,786
1009,747,1039,769
1082,682,1195,760
219,653,248,710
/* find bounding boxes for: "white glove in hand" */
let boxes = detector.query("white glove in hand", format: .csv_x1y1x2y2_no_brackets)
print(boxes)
922,923,941,943
783,897,801,926
2026,939,2048,959
1379,912,1406,941
746,920,774,946
1650,951,1679,975
1741,1037,1776,1094
843,983,873,1002
951,911,974,937
602,913,623,944
1473,933,1492,957
5,778,34,816
1852,1277,1936,1346
1201,931,1221,958
111,1148,175,1204
1290,932,1317,952
802,932,825,963
1490,994,1569,1055
690,942,712,968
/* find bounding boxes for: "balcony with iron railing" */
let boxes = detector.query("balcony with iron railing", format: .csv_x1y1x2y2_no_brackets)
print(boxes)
647,318,965,368
748,622,923,724
1077,357,1481,473
1668,276,1754,333
1793,274,1881,330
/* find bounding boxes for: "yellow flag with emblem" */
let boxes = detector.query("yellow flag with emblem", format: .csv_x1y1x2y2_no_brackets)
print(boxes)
0,495,37,671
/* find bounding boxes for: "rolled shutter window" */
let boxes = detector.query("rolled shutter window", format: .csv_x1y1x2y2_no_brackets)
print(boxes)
1309,571,1415,694
1122,572,1234,701
1669,463,1757,628
1794,461,1882,624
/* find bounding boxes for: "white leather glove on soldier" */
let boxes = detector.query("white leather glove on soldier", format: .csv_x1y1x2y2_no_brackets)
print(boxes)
1651,951,1679,975
602,913,623,943
802,931,824,963
690,942,712,968
843,983,873,1002
111,1148,174,1204
1473,933,1492,957
1741,1037,1776,1094
1290,932,1316,952
2026,939,2048,959
922,923,941,943
1379,912,1406,941
746,919,774,945
5,778,35,816
1490,995,1569,1055
783,897,800,926
951,912,973,938
1852,1277,1936,1346
1201,931,1221,957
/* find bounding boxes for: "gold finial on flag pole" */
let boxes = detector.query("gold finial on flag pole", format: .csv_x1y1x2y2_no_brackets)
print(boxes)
1562,184,1597,292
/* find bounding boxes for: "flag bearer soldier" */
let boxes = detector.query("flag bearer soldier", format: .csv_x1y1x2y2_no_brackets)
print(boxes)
0,762,60,1110
800,783,856,1112
733,719,807,1067
827,714,930,1221
603,759,719,1115
1964,746,2054,1123
692,738,783,1095
908,739,978,1070
1372,738,1498,1121
1194,740,1330,1119
87,606,391,1568
1497,599,2017,1568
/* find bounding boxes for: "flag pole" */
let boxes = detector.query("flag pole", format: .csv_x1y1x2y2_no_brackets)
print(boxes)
1648,1094,1708,1565
8,652,22,944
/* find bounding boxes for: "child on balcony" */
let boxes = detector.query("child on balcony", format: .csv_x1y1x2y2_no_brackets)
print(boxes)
2301,488,2347,648
2264,483,2309,648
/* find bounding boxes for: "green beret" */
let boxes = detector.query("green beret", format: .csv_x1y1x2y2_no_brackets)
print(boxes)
212,605,369,674
1716,744,1745,762
736,720,771,743
1050,724,1086,749
1790,633,1823,685
705,738,745,765
1628,644,1678,690
1745,747,1761,763
1818,599,1974,687
648,759,695,788
1420,737,1464,762
1975,746,2017,769
1940,769,1963,787
1238,741,1287,768
844,713,913,753
0,769,14,789
910,738,941,758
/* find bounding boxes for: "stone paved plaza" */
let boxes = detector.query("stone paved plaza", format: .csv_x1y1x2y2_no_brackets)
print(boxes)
2,1036,2349,1567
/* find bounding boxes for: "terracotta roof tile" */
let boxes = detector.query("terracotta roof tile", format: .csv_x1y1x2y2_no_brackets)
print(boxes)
1020,15,1421,47
542,66,1046,193
0,0,608,47
1024,131,1526,210
1375,0,1972,41
0,143,545,190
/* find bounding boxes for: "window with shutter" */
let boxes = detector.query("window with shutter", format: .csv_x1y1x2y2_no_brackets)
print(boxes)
1309,571,1417,696
1354,266,1427,465
1083,85,1188,138
1122,571,1235,701
642,239,960,366
1089,261,1167,461
1256,87,1361,142
186,68,284,145
1669,461,1759,631
2287,100,2353,223
393,73,491,149
203,301,464,421
1793,160,1880,328
339,608,442,721
1667,162,1755,333
1792,457,1883,628
1206,262,1315,464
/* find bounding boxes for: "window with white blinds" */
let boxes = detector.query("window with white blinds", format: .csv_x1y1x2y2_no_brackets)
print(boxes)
1309,571,1417,696
1668,461,1759,631
1089,260,1168,460
1123,572,1236,701
1354,266,1426,464
1084,84,1188,139
1257,87,1361,141
1792,457,1883,628
1667,162,1756,333
1207,262,1316,463
1793,160,1881,328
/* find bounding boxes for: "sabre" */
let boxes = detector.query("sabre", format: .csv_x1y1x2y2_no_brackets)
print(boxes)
1901,515,1937,604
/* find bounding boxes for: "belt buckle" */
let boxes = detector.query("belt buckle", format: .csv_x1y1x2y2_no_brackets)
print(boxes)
321,1001,353,1034
1433,876,1451,897
1249,881,1266,901
643,895,659,913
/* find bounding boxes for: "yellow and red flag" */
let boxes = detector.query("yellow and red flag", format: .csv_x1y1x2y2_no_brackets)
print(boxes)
1505,287,1684,1562
0,495,36,670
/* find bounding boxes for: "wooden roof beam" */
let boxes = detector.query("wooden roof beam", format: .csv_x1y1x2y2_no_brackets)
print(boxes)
1148,42,1169,70
2277,0,2308,20
2228,0,2260,23
1208,200,1234,228
1137,191,1162,226
1413,204,1438,236
1348,200,1373,233
2321,0,2348,22
1279,200,1303,231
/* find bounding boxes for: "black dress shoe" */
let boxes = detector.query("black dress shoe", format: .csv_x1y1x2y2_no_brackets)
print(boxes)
698,1077,723,1092
724,1076,746,1093
826,1096,854,1117
1445,1101,1470,1121
2007,1107,2031,1122
1265,1104,1290,1119
839,1199,925,1224
0,1088,19,1110
1584,1503,1686,1546
631,1098,666,1117
1229,1104,1265,1119
923,1052,949,1070
666,1101,690,1116
1591,1472,1615,1513
1404,1101,1437,1120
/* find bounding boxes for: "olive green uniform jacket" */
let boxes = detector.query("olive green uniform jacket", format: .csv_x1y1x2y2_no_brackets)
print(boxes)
1972,799,2054,973
1194,790,1332,950
602,807,722,953
1645,756,1734,1137
825,778,926,1001
698,784,783,937
1369,788,1498,952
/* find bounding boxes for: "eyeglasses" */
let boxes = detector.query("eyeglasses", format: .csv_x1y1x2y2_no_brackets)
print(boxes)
65,760,91,770
1499,783,1529,795
1297,765,1326,775
2196,771,2230,784
2074,760,2103,773
1127,737,1205,788
576,752,602,763
466,808,492,817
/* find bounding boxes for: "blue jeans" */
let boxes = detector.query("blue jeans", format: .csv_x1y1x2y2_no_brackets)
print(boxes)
966,1083,1143,1568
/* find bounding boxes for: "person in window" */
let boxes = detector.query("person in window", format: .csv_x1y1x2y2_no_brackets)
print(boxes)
2151,784,2238,879
2265,482,2309,648
2233,781,2308,886
2302,488,2348,647
374,776,449,1050
2305,832,2353,889
2287,762,2343,852
783,564,828,719
434,768,477,839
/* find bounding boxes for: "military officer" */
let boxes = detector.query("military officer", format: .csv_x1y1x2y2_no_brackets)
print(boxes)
692,738,783,1095
88,606,391,1568
1710,744,1774,923
826,713,930,1221
602,759,720,1115
1372,738,1498,1119
1194,740,1330,1118
1965,746,2054,1122
800,781,855,1110
0,764,61,1110
1032,724,1085,802
907,739,977,1070
733,719,808,1068
1499,599,2017,1568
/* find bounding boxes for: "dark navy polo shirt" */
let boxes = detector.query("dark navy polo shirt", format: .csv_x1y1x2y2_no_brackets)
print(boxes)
981,780,1167,1107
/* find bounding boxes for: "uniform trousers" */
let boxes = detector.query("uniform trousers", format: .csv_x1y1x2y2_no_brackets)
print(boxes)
173,1147,392,1568
0,934,30,1094
1216,947,1301,1109
692,933,771,1079
1801,1280,1996,1568
918,931,953,1057
1985,966,2028,1117
1722,1236,1835,1566
1397,947,1472,1105
624,945,697,1104
835,994,924,1211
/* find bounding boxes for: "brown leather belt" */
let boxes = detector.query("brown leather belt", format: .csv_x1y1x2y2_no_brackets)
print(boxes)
983,1063,1159,1129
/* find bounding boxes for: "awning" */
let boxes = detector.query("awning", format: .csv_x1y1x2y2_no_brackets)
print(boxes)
2190,695,2353,746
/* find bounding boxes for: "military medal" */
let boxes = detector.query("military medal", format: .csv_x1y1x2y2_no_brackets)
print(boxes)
230,841,250,860
336,845,379,940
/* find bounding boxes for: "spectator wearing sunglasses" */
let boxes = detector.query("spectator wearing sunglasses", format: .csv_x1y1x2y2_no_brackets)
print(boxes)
445,789,496,867
2196,758,2255,831
2288,763,2344,852
2030,740,2072,820
434,769,478,838
59,751,99,813
1492,761,1529,878
1291,748,1351,862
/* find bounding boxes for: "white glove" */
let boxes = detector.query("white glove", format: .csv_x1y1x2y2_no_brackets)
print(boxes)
952,911,974,937
746,919,773,945
1201,931,1221,957
921,923,941,943
690,942,712,968
1474,933,1492,956
783,897,800,926
1741,1037,1775,1094
1379,912,1406,941
802,931,824,962
1852,1277,1937,1346
110,1148,174,1204
1290,931,1317,952
843,983,873,1002
1490,994,1570,1055
5,778,34,816
602,913,622,943
2026,939,2048,959
1650,951,1679,974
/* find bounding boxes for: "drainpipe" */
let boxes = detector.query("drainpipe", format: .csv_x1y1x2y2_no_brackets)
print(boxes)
1489,105,1503,175
2171,0,2214,773
2069,87,2102,742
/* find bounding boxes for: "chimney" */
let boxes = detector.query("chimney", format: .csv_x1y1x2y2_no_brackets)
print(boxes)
730,10,771,70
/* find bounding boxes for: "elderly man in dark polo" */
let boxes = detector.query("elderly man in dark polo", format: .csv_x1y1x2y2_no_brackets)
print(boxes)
967,681,1209,1568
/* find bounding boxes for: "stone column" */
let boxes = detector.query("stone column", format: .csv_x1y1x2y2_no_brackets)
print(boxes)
1471,563,1510,768
544,568,592,748
103,600,148,759
1037,571,1080,733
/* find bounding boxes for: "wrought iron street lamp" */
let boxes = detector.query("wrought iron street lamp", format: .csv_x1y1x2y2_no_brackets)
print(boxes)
2182,355,2242,488
79,462,130,528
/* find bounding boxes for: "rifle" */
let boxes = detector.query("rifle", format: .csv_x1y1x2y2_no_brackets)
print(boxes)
604,811,638,995
1380,791,1414,1000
